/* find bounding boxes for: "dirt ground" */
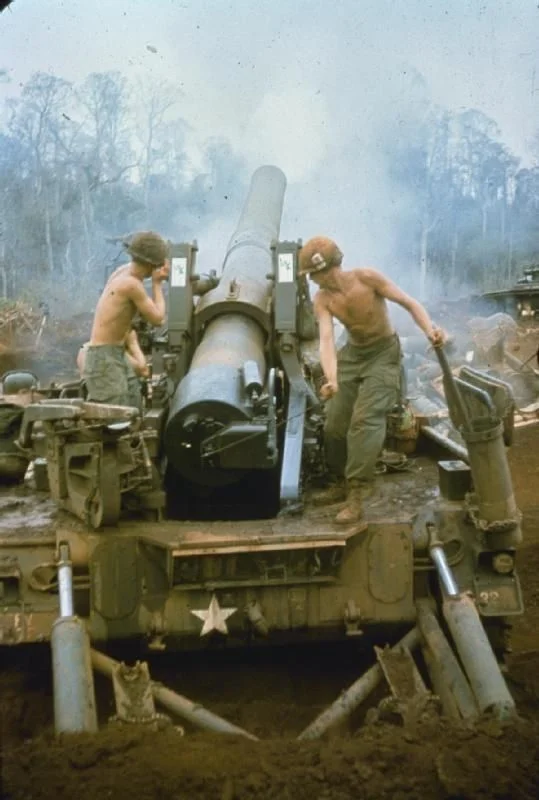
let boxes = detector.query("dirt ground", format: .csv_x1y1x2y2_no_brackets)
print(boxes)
1,327,539,799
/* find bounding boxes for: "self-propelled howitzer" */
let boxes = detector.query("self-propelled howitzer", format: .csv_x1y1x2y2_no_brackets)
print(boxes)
3,163,522,700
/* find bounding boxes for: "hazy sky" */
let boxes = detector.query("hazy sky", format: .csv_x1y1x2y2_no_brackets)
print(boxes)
1,0,538,280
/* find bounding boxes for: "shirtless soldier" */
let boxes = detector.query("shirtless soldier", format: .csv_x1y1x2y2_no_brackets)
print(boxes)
82,231,169,407
299,236,446,530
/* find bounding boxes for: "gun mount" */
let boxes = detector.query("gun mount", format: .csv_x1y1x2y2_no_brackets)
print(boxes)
153,165,321,513
165,166,286,485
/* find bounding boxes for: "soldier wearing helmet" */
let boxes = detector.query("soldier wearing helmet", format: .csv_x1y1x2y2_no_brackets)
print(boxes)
300,235,446,531
82,231,170,408
298,236,344,277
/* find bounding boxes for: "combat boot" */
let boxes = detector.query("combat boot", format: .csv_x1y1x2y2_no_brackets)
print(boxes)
334,482,368,528
310,478,347,506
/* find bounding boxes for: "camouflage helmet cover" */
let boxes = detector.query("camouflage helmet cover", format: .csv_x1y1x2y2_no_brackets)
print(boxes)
125,231,169,267
298,236,343,276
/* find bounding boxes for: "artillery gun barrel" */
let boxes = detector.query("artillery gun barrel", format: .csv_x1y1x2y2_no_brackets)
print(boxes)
165,165,287,484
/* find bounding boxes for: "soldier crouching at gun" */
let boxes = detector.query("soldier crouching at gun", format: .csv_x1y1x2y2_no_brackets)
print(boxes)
299,237,447,531
81,231,170,410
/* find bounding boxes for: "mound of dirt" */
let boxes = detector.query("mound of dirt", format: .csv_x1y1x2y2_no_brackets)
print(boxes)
2,712,539,800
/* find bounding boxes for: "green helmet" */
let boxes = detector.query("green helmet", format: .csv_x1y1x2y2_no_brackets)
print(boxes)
125,231,169,267
1,370,39,395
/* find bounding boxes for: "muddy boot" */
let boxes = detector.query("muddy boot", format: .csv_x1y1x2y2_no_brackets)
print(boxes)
335,483,368,531
310,479,347,506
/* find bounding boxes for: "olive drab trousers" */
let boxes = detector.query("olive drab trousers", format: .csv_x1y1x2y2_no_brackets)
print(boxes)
83,344,143,411
324,334,402,483
125,360,144,412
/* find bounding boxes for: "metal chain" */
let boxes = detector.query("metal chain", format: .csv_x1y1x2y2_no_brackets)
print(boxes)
466,501,521,533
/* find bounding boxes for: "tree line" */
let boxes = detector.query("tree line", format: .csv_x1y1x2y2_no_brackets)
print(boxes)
0,70,538,311
0,71,248,311
388,104,539,298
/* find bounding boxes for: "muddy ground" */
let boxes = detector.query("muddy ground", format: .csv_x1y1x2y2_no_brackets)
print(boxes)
1,326,539,799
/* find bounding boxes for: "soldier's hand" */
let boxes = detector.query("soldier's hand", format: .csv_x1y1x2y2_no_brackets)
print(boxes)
320,381,338,400
428,326,448,348
153,261,170,283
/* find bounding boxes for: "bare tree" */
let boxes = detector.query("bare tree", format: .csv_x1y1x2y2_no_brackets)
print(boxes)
75,72,137,267
6,73,74,274
134,79,182,224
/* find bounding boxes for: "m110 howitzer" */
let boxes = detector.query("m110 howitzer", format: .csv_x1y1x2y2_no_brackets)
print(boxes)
0,165,524,732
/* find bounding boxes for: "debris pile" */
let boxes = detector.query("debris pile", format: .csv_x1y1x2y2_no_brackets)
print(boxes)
401,313,539,458
0,302,91,385
0,300,45,355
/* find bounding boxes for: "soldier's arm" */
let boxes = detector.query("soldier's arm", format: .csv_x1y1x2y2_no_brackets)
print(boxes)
124,276,167,327
359,268,446,345
125,329,149,377
76,343,89,376
314,294,338,387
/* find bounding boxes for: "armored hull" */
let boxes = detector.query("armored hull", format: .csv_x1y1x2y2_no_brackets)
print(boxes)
0,448,521,651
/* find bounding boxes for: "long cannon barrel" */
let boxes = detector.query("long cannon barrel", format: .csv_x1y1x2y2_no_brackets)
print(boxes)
164,165,287,485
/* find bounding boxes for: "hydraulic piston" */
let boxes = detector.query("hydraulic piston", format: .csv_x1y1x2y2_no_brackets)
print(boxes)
50,542,98,734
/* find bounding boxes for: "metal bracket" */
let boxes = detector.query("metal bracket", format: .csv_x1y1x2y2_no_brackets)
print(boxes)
344,599,363,637
279,382,307,509
110,660,176,731
375,643,429,701
165,241,198,381
277,336,322,509
373,641,433,726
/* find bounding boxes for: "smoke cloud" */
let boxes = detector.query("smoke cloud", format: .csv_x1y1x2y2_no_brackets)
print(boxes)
1,0,538,303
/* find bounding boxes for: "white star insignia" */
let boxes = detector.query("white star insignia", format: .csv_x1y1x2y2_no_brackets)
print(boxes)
190,594,237,637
